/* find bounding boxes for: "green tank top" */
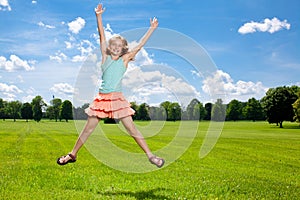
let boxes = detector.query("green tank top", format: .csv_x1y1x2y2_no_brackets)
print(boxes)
100,56,126,93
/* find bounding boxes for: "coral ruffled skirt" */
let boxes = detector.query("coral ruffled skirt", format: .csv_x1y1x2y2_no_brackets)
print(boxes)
85,92,135,119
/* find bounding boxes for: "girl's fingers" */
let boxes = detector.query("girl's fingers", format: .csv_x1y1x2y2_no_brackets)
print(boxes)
151,17,158,23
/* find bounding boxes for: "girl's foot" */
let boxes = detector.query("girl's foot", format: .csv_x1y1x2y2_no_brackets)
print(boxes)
149,155,165,168
57,153,76,165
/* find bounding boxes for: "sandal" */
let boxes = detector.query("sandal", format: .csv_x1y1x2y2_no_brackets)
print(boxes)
149,156,165,168
57,153,76,165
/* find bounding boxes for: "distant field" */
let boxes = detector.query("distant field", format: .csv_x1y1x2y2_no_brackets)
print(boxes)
0,120,299,199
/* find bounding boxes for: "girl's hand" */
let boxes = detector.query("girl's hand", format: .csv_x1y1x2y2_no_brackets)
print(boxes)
150,17,159,29
95,4,105,15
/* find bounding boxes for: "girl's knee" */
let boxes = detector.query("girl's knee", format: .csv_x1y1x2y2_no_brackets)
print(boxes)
126,124,136,135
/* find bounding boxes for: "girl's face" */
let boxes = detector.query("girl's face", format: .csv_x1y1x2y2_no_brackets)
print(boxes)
109,39,124,56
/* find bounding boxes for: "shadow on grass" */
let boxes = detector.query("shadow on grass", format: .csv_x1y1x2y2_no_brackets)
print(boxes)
100,187,172,200
270,123,300,129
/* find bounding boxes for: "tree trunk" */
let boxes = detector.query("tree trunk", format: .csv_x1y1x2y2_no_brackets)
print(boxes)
279,121,283,128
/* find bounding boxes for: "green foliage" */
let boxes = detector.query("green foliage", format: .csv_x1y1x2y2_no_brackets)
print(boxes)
60,100,73,122
204,103,212,120
136,103,150,120
149,106,166,120
243,98,265,121
31,96,46,122
193,101,206,121
292,98,300,124
21,102,33,122
0,98,6,120
47,98,62,121
226,99,243,121
167,102,181,121
0,121,299,199
1,84,300,125
211,99,226,121
262,86,298,128
7,101,22,122
160,101,171,120
186,98,200,120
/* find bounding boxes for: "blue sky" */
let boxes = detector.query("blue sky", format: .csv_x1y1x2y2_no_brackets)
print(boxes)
0,0,299,107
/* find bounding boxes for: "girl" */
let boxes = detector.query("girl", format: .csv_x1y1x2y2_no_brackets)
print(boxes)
57,4,165,168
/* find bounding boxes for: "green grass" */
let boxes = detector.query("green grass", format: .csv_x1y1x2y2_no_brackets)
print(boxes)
0,120,299,199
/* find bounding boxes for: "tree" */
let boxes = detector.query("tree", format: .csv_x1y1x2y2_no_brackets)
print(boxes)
204,103,212,120
130,102,138,120
7,101,22,122
292,89,300,125
226,99,243,121
46,106,55,120
47,98,62,122
211,99,226,121
0,98,7,121
168,102,181,121
21,102,33,122
292,96,300,125
136,103,150,120
160,101,171,120
193,101,206,121
60,100,73,122
262,86,298,128
32,96,46,122
186,98,200,120
149,106,166,120
243,98,265,121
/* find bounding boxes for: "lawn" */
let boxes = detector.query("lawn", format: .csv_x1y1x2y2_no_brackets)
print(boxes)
0,120,299,199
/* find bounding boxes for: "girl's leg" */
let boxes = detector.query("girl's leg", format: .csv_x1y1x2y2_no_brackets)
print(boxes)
71,116,100,156
57,116,100,164
120,116,165,168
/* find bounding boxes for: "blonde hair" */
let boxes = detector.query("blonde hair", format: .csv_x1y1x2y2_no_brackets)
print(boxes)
106,35,129,56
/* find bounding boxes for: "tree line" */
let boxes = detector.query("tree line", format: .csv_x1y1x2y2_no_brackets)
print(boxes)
0,96,73,122
1,85,299,128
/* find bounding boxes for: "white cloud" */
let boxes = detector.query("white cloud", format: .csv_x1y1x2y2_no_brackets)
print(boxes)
0,82,23,101
22,95,36,103
71,40,95,62
123,66,200,106
0,83,22,93
49,51,67,63
202,70,268,102
32,1,37,4
0,55,35,72
71,55,86,62
37,21,55,29
123,47,200,106
91,23,118,45
65,41,73,49
68,17,86,34
238,17,290,34
22,87,38,103
104,24,117,40
78,40,94,54
0,0,11,11
50,83,75,96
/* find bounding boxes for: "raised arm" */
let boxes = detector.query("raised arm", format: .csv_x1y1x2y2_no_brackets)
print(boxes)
95,4,107,63
125,17,159,61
